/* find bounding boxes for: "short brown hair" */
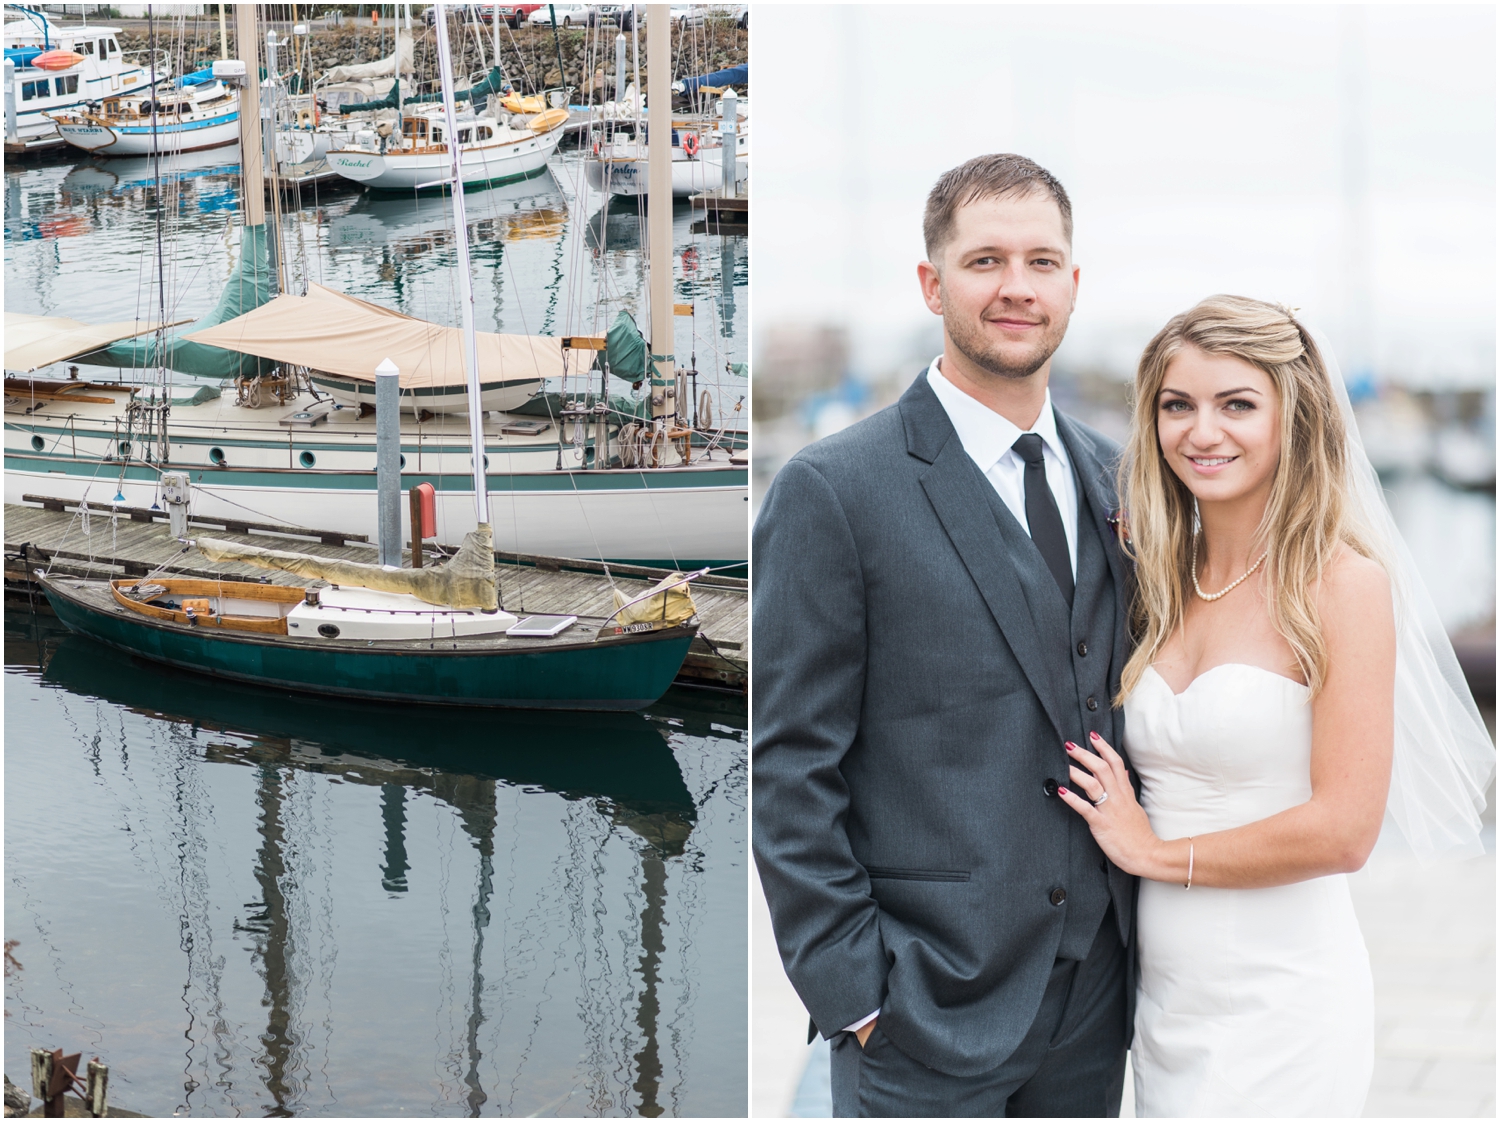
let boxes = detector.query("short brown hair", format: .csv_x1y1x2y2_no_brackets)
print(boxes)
922,153,1073,262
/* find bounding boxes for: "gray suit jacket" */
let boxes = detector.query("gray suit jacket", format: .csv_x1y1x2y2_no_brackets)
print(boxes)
752,373,1137,1077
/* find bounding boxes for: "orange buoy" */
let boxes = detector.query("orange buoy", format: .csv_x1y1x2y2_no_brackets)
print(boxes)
33,49,85,71
413,482,437,540
681,131,699,158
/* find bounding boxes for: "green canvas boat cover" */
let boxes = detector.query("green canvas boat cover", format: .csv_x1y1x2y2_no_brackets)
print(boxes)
337,77,401,114
605,309,647,381
404,66,507,105
84,225,277,379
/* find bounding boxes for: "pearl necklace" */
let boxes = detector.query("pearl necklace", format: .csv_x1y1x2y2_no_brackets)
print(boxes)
1191,534,1269,602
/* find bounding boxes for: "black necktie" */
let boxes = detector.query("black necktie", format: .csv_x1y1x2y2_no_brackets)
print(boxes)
1012,433,1074,608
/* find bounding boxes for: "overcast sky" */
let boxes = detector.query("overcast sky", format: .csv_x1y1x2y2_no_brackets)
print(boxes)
752,4,1495,388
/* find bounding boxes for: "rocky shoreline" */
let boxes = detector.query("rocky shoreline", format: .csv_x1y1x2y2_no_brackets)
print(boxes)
116,17,746,102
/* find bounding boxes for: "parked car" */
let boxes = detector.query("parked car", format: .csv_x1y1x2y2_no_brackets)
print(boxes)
462,4,546,28
591,4,636,31
527,4,593,28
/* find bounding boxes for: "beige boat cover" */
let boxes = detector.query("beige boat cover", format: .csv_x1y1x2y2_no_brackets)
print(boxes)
184,283,586,387
4,313,188,373
611,573,699,628
322,37,416,84
195,525,499,610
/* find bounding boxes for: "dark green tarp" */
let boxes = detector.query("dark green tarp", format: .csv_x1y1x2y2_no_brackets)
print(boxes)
404,66,507,105
604,309,647,382
337,78,401,114
84,225,277,379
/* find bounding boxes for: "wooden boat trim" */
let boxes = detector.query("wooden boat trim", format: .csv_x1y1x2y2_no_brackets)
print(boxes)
110,577,299,635
53,576,693,656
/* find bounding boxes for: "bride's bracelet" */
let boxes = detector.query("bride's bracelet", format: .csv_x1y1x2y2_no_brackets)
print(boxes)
1184,838,1195,890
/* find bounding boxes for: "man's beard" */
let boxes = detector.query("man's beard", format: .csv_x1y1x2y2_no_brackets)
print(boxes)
943,293,1069,382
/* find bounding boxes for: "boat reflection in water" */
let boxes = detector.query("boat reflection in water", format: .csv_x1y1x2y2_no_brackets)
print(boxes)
7,607,746,1116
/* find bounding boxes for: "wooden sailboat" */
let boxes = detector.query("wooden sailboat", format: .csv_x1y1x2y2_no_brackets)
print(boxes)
35,3,704,711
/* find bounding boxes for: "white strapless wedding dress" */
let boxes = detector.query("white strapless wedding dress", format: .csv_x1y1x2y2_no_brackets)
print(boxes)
1124,664,1374,1117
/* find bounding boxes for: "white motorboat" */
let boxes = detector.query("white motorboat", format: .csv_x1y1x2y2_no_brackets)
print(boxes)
3,10,169,152
50,72,238,157
326,100,569,193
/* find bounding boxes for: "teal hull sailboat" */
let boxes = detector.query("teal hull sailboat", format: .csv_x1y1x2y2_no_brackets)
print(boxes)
37,573,696,711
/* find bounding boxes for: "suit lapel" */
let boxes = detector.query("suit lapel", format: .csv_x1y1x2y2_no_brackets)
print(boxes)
1056,412,1132,685
903,377,1070,740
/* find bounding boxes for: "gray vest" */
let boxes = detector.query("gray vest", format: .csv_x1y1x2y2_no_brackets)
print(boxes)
981,459,1119,960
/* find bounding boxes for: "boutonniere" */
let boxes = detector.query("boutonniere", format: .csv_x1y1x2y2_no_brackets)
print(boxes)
1107,509,1132,548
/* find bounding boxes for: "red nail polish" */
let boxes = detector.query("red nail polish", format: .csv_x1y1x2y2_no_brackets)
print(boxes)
1089,731,1101,742
1058,787,1069,796
1065,742,1078,752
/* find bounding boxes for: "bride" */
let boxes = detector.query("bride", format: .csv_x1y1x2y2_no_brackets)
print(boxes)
1056,295,1493,1116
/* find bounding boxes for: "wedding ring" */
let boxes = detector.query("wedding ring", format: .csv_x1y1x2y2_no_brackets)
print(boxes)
1091,791,1109,807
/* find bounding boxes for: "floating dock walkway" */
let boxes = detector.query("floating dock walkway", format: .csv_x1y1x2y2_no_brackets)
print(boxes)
4,498,747,693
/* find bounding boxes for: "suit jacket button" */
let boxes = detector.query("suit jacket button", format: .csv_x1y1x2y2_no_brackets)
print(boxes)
1050,887,1067,906
1043,778,1058,797
1077,640,1088,657
1086,696,1099,711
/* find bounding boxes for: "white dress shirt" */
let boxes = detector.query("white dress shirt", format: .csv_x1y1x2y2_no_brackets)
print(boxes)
926,357,1079,577
841,359,1081,1037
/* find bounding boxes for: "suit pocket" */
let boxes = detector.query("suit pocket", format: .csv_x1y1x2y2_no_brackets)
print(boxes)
864,865,970,883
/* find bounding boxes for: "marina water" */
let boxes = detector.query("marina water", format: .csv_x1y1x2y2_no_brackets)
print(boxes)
5,604,747,1116
5,145,748,1115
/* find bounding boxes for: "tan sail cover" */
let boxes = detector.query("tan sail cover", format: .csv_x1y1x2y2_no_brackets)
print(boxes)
184,283,587,387
4,313,188,373
611,573,699,628
322,37,416,83
195,525,499,610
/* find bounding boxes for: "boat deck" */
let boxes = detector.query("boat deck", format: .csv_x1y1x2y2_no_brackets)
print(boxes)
4,499,747,691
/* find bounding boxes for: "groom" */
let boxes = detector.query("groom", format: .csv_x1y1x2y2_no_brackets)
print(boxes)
753,154,1136,1117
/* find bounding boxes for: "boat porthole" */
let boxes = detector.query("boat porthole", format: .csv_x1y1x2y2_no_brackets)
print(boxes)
118,441,131,457
300,450,317,468
399,454,406,469
482,455,490,469
208,447,226,465
30,435,43,451
317,623,340,638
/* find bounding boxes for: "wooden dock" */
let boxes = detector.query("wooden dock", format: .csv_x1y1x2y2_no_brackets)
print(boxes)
3,499,747,693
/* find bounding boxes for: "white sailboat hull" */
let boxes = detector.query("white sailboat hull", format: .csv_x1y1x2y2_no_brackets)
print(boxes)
4,463,747,566
327,125,564,192
55,109,239,156
584,131,748,198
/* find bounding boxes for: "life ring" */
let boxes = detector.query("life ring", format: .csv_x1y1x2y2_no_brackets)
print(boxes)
296,107,314,128
681,132,699,158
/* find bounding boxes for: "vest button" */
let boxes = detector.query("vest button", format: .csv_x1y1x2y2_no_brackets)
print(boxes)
1043,778,1058,797
1077,640,1088,657
1050,887,1067,906
1086,696,1099,711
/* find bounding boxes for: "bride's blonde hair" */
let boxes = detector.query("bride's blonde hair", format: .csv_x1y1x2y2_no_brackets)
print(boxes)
1117,295,1378,703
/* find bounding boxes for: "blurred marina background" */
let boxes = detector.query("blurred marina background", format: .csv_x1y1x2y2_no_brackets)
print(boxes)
750,5,1493,1116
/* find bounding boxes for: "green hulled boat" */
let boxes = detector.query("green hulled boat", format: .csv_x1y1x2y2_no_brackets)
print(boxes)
38,572,697,711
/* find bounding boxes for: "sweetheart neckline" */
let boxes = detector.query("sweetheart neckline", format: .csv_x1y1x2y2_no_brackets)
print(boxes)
1145,663,1310,699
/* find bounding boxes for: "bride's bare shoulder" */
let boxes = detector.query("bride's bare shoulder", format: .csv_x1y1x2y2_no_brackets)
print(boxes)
1318,544,1394,641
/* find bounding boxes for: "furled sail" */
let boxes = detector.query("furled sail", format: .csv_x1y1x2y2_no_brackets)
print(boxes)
611,573,699,628
195,525,499,610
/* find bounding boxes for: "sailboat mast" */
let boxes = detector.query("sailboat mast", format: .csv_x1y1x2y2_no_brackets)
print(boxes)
433,4,492,527
234,4,265,228
646,5,673,429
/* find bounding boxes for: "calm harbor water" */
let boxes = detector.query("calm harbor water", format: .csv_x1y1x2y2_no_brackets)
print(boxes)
4,143,747,417
4,604,747,1117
